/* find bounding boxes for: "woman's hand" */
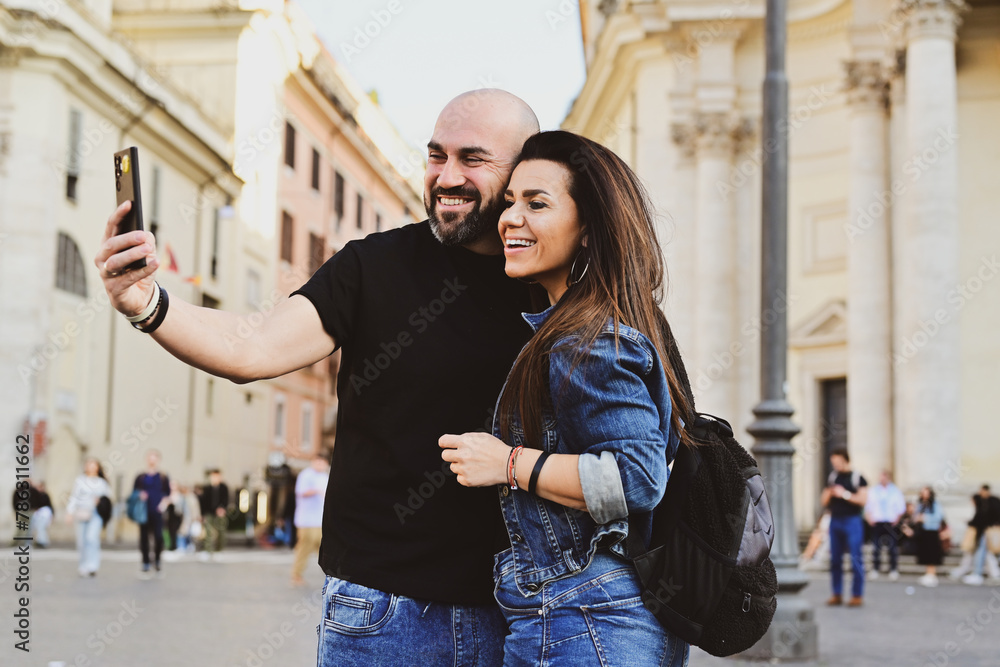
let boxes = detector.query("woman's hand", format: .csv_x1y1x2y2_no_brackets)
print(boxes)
439,433,511,488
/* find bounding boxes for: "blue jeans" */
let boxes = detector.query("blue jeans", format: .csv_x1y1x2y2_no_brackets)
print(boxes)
75,513,103,574
973,532,992,577
493,548,688,667
870,522,899,572
829,515,865,598
316,576,505,667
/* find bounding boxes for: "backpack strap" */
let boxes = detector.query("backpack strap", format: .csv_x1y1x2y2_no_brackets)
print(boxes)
659,312,696,422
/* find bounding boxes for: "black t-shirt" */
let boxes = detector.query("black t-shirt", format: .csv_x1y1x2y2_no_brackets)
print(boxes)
292,221,533,604
828,471,867,518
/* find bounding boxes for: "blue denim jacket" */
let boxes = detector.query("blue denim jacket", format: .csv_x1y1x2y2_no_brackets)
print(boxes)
493,306,680,596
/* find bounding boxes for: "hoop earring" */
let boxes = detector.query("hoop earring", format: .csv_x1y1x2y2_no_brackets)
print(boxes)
567,252,590,286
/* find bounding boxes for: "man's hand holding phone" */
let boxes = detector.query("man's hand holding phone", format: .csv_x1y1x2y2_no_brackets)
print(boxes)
94,201,160,319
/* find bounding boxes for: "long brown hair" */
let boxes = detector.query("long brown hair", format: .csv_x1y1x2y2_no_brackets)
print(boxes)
497,131,692,449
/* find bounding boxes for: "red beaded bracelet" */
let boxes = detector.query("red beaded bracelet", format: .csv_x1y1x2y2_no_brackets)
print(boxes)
507,445,524,490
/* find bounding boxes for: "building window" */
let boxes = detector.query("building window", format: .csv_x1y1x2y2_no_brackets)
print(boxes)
375,213,382,232
301,402,314,452
309,233,325,275
67,109,82,201
284,122,296,169
356,194,364,230
333,171,345,225
311,148,321,191
274,395,286,444
247,268,261,308
201,294,221,309
55,232,87,297
280,211,294,263
206,378,214,416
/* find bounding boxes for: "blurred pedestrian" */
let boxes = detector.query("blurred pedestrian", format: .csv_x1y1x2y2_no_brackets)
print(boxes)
134,449,171,578
164,480,182,552
31,481,53,548
821,448,868,607
914,486,945,587
65,458,112,577
199,469,229,561
176,484,202,553
800,511,830,566
962,484,1000,585
291,453,329,586
865,469,906,580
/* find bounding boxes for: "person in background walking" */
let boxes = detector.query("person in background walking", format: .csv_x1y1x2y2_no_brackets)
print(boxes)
962,484,1000,585
199,469,229,561
31,481,53,548
821,448,868,607
65,458,112,577
134,449,171,578
913,486,945,587
176,483,202,553
865,469,906,581
291,453,329,586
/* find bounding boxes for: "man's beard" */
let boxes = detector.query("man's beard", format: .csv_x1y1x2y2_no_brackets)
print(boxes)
426,186,505,247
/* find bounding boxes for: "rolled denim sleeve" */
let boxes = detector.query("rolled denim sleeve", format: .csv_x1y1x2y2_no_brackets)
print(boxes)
579,451,628,524
549,333,671,516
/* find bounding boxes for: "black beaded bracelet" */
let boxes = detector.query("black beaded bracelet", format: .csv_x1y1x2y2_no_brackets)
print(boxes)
528,451,551,495
133,284,169,333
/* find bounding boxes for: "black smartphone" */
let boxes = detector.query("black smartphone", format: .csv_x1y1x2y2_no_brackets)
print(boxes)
113,146,146,272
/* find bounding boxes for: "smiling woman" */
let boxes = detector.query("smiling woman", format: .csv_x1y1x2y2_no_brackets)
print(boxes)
439,131,692,666
500,159,584,304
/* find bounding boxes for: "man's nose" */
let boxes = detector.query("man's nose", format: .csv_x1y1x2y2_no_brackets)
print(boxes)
436,158,465,189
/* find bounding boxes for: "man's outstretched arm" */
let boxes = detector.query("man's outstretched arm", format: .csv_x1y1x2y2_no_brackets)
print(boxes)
95,202,336,384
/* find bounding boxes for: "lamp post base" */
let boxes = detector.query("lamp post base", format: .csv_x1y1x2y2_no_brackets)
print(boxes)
741,590,819,661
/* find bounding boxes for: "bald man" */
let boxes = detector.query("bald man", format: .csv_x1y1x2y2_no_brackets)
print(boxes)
95,90,540,666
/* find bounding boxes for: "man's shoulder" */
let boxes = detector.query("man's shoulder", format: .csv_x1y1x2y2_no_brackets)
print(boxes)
347,220,432,254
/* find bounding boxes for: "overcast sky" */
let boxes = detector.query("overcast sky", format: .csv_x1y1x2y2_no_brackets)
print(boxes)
294,0,587,153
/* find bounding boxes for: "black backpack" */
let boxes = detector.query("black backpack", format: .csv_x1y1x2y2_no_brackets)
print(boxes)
626,329,778,657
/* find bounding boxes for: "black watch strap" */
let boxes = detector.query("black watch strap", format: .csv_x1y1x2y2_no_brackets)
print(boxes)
528,451,551,495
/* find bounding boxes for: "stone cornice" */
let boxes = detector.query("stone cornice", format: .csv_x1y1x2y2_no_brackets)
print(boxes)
897,0,968,42
844,60,889,110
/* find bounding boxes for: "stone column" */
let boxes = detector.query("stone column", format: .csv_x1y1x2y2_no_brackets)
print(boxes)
667,122,697,349
692,112,741,417
844,60,894,481
896,0,965,491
